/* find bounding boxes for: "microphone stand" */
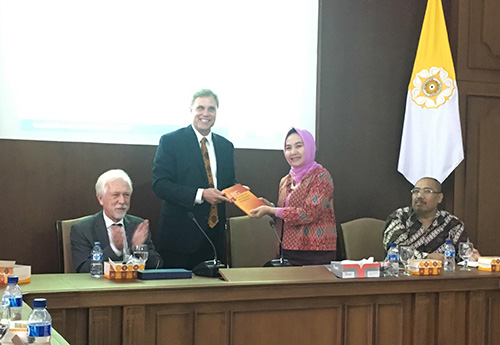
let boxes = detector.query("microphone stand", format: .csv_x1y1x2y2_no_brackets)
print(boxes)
188,212,225,277
264,219,292,267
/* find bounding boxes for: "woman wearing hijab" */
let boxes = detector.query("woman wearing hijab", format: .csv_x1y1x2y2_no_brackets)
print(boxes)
249,127,337,266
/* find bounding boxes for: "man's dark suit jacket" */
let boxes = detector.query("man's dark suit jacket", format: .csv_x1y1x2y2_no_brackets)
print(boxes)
70,211,163,273
152,125,236,260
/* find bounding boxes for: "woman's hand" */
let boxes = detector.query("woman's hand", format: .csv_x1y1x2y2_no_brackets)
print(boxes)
249,205,274,218
259,197,275,207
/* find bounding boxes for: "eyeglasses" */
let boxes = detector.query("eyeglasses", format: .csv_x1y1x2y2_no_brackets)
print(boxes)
410,188,441,195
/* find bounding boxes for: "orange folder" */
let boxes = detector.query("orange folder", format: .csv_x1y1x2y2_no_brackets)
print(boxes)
223,184,265,216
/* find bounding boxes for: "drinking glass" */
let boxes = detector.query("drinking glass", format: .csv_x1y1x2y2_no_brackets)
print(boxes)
132,244,149,264
459,241,474,271
0,298,10,341
399,245,415,276
122,248,132,263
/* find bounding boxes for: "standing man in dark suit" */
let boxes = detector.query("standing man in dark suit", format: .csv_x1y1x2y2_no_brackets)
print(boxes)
71,169,163,273
152,89,236,270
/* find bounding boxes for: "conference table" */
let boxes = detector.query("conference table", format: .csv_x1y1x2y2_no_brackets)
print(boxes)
21,266,500,345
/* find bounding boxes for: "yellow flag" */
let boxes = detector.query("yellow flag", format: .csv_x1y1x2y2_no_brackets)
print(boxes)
398,0,463,184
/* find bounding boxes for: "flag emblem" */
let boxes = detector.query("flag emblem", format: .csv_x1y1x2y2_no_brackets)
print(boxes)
410,67,455,109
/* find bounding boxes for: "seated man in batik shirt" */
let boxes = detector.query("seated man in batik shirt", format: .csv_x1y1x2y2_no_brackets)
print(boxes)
383,177,479,261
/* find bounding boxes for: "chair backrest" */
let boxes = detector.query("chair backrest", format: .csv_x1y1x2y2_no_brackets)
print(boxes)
227,215,277,268
340,217,386,261
56,215,91,273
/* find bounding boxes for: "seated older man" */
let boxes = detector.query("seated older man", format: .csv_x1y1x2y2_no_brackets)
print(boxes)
383,177,479,261
71,169,163,272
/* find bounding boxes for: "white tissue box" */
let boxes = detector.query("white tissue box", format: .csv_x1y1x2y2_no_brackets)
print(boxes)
104,260,145,280
0,262,31,285
331,260,380,279
1,320,29,344
408,259,442,276
478,256,500,272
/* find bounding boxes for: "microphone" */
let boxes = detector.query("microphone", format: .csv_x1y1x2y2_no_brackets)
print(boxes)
264,219,292,267
188,212,225,277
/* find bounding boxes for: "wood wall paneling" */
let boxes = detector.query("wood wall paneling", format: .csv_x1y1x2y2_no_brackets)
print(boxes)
89,307,117,345
232,307,339,345
344,303,372,345
456,0,500,83
467,0,500,76
413,293,436,345
462,93,500,253
50,308,88,345
468,291,487,345
438,292,461,345
49,296,482,345
229,297,342,345
448,292,468,345
486,293,500,345
375,299,408,345
155,309,193,345
123,306,146,345
454,0,500,256
194,310,229,345
316,0,428,223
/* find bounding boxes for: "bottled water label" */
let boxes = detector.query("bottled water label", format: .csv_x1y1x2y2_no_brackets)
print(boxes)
28,322,51,337
9,296,23,307
92,253,103,261
444,250,455,257
388,254,399,261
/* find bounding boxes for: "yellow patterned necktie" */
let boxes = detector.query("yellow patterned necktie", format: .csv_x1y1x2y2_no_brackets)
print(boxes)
200,138,218,228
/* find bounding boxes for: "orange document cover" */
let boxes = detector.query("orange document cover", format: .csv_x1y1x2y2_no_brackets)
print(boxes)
223,184,265,216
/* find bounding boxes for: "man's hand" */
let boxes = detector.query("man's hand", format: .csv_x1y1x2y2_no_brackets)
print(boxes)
131,220,149,247
202,188,232,205
471,248,480,261
111,225,126,250
427,253,444,261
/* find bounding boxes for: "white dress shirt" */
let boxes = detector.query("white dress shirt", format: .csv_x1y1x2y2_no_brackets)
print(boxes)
103,213,128,257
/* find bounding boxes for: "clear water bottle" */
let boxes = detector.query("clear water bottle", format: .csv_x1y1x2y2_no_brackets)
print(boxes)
90,241,104,278
27,298,51,344
380,259,391,277
0,296,11,339
387,242,400,277
443,239,456,272
2,276,23,320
